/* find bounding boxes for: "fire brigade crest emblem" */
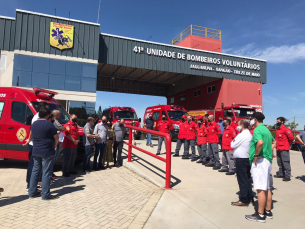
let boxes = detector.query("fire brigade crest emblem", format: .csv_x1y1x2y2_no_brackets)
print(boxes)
50,22,74,50
16,128,27,142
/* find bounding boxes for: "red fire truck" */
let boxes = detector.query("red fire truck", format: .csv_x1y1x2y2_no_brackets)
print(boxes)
102,106,142,139
188,104,261,123
0,87,84,163
143,105,188,140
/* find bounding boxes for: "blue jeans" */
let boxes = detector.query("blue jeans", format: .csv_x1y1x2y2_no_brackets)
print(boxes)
83,145,93,171
29,155,54,200
94,143,106,168
147,134,152,145
26,145,34,186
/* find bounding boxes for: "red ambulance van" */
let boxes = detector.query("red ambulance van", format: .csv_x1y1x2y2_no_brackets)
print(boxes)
0,87,84,163
102,107,142,139
143,105,187,140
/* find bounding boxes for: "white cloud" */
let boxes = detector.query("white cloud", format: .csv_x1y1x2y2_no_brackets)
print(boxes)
229,43,305,63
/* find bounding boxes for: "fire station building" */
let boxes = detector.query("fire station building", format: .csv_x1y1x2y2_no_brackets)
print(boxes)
0,9,267,116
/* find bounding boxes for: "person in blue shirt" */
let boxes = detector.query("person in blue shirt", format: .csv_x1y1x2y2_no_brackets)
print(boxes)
24,106,59,200
217,117,224,152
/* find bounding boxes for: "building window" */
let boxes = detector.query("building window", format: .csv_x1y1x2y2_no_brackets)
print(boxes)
180,94,185,101
170,97,174,104
0,55,7,70
207,85,216,94
193,90,201,97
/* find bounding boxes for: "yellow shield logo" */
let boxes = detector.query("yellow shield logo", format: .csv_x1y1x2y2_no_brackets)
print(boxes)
17,128,27,142
50,22,74,50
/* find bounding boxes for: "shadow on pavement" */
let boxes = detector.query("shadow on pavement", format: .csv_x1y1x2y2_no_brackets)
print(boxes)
0,194,29,208
295,175,305,183
53,185,86,197
122,148,181,188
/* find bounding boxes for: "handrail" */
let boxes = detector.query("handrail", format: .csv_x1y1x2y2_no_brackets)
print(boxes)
124,126,172,189
172,24,221,45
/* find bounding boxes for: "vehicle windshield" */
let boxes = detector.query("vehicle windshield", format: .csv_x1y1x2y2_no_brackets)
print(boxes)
32,102,70,124
113,111,138,120
167,111,188,121
224,108,255,118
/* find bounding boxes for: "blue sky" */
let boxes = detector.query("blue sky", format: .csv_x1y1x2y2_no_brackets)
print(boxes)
1,0,305,129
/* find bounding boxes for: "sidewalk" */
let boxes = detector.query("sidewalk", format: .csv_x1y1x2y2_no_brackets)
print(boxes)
122,139,305,229
0,159,163,229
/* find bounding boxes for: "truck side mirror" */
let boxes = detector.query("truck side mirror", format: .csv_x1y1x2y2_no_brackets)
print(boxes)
138,118,141,123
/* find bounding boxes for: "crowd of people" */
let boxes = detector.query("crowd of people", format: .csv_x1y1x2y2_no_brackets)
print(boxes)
21,102,127,201
146,111,304,223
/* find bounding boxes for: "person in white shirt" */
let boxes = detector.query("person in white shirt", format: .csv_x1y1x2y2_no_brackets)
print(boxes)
230,120,254,207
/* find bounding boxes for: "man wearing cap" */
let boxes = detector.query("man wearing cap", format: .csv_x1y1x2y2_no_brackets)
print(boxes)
156,114,171,155
245,112,276,223
183,115,197,160
274,117,294,181
205,115,222,170
173,115,187,157
196,116,208,164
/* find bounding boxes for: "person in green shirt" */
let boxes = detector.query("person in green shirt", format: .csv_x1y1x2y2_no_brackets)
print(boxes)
245,112,276,223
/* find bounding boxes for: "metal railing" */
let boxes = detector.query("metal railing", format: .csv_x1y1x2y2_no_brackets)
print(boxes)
172,25,221,45
124,126,172,189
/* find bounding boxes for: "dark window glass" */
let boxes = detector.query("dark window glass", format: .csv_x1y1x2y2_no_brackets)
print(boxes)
0,102,4,119
198,90,201,96
32,72,49,88
82,63,97,78
180,94,185,101
69,101,96,126
81,77,96,92
32,102,70,125
65,76,81,91
49,59,66,75
212,86,215,92
33,57,49,73
66,61,81,76
113,111,138,120
153,112,160,121
49,74,65,90
14,55,33,72
207,87,211,94
12,70,32,87
11,101,34,125
167,111,188,121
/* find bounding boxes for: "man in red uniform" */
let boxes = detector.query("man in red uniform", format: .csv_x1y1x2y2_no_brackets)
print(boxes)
183,115,197,160
205,115,222,170
227,117,240,134
174,115,187,157
196,116,208,164
156,114,171,155
218,119,237,175
62,114,79,177
274,117,294,181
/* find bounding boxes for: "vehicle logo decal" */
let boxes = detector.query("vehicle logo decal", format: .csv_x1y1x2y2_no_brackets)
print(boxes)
16,128,27,142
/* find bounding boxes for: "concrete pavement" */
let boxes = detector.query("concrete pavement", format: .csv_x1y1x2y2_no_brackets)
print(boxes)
122,138,305,229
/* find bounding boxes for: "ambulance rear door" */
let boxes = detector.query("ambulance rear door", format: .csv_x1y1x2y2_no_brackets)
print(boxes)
0,93,8,158
4,98,34,160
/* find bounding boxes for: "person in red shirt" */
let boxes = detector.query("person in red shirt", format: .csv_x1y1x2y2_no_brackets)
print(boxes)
62,114,79,177
227,117,240,134
274,117,295,181
182,115,198,160
173,115,187,157
156,114,171,155
218,119,237,175
205,115,222,169
196,116,208,164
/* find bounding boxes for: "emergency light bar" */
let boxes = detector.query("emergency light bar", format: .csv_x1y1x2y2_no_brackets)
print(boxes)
170,105,184,110
33,88,58,98
118,107,133,111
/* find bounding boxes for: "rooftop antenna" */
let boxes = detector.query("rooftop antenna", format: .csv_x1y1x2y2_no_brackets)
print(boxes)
146,36,152,41
97,0,102,24
54,8,56,16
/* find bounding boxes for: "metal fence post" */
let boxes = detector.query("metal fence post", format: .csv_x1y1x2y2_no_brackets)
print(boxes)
165,133,172,189
128,128,132,162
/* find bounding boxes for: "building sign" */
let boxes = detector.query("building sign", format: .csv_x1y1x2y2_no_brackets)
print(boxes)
133,46,261,78
50,22,74,50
